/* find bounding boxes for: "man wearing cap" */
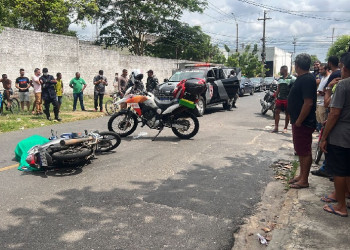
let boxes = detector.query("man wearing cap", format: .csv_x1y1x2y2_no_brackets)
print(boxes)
40,68,61,121
146,70,158,93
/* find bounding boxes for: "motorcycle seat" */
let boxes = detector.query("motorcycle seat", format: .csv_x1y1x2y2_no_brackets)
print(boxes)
154,98,178,110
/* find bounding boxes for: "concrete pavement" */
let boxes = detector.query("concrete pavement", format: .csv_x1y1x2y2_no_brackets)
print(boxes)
0,92,297,249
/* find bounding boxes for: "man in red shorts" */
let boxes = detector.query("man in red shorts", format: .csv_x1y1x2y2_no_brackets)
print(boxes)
272,66,295,133
287,53,317,189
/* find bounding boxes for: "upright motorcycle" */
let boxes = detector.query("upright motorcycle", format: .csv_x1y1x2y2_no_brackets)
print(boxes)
260,82,278,117
107,78,207,140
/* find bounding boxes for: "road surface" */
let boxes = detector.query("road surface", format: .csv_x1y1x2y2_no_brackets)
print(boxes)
0,92,294,249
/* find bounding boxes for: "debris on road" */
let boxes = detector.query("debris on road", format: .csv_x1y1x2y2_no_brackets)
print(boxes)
257,233,268,245
133,131,148,139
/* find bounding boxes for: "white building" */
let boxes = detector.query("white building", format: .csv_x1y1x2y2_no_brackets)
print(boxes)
228,46,292,77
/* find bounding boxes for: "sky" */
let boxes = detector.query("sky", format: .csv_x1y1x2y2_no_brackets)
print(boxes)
70,0,350,62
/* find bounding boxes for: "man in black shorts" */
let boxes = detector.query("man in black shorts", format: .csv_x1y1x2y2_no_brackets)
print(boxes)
0,74,12,109
321,52,350,217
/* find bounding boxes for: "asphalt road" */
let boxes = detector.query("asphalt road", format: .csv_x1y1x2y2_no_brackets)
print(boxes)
0,92,295,250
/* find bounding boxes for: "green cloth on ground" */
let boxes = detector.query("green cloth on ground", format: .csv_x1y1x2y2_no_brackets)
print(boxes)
15,135,50,171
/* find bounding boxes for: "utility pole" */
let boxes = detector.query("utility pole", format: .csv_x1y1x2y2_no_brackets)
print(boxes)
331,27,335,44
258,11,271,65
292,38,297,55
258,10,271,74
231,13,239,53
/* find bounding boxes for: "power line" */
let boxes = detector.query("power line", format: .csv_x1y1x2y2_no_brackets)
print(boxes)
236,0,350,22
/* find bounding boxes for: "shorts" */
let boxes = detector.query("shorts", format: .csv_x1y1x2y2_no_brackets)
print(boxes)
292,124,315,156
275,99,288,111
325,144,350,177
3,88,13,100
57,96,63,105
19,92,30,102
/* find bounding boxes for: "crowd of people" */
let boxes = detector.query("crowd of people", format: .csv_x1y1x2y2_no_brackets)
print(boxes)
0,67,159,120
273,52,350,217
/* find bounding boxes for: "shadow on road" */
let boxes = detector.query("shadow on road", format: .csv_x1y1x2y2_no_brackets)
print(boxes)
0,151,274,249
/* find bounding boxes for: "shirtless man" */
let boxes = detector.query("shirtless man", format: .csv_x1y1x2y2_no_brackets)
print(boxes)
0,74,12,109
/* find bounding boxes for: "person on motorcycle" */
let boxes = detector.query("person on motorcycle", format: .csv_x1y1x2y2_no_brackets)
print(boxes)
0,74,12,110
272,65,295,133
146,70,159,93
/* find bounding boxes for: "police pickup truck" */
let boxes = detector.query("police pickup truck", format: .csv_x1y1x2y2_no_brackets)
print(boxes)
156,64,240,116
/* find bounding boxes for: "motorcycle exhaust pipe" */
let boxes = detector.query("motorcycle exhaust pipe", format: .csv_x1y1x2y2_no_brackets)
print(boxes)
60,137,93,146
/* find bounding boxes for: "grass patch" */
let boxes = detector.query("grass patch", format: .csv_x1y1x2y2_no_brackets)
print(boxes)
0,95,112,133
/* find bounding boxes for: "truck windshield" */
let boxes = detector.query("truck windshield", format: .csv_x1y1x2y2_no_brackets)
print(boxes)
169,70,206,82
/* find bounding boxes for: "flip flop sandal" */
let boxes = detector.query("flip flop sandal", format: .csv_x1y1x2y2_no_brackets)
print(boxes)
321,195,338,203
289,183,309,189
323,204,348,217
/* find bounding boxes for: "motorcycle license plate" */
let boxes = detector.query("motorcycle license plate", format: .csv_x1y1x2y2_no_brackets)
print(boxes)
130,103,140,109
39,150,48,167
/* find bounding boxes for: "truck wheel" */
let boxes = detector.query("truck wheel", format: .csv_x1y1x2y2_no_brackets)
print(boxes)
195,96,205,117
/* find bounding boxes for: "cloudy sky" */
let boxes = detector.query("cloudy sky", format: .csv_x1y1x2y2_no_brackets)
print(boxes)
71,0,350,61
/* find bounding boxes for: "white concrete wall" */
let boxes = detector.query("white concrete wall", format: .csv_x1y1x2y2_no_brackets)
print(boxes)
0,28,184,94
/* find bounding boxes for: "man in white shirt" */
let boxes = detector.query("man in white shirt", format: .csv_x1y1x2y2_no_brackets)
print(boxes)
316,63,331,127
31,68,43,115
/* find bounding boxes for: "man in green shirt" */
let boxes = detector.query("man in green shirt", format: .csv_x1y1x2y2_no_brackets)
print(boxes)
69,72,87,111
272,65,296,133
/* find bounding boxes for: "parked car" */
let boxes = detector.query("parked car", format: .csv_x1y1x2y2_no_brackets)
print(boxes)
156,64,240,116
250,77,263,92
261,77,277,90
239,77,254,97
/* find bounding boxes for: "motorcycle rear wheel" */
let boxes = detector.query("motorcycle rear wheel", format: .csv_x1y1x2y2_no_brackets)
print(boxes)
171,111,199,139
261,105,268,115
98,131,121,152
52,147,93,161
108,111,138,137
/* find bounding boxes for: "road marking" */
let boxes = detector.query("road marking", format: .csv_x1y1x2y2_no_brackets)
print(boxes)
0,163,19,172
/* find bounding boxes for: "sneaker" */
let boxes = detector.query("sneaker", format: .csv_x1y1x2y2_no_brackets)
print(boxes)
72,109,76,112
100,110,103,112
55,117,62,122
82,109,87,111
47,117,52,121
232,104,237,108
94,109,98,112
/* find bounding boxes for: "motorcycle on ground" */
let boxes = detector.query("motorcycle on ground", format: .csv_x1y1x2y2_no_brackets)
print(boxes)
25,130,121,170
107,78,207,140
260,82,278,118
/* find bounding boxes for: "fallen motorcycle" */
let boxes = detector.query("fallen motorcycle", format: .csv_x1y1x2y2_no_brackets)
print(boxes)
25,130,121,170
108,78,207,140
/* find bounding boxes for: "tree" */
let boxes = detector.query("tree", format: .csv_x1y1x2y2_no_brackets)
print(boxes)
310,54,320,65
146,21,225,63
327,35,350,59
0,0,98,35
225,44,263,77
98,0,207,56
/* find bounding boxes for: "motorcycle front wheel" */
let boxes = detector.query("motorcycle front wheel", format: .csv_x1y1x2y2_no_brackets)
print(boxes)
171,111,199,139
97,131,121,152
52,147,93,161
108,111,139,137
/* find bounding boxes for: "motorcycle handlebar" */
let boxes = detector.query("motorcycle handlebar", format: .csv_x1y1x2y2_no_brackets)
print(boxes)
60,137,93,146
